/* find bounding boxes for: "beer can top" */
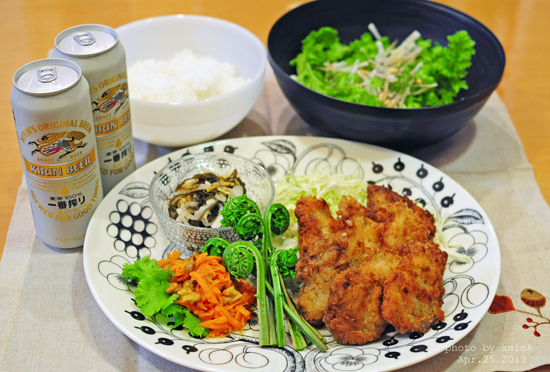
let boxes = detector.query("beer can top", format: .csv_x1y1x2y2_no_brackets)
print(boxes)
54,24,118,57
13,58,82,96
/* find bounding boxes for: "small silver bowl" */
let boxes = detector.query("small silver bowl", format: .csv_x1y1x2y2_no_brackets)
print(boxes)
149,152,275,251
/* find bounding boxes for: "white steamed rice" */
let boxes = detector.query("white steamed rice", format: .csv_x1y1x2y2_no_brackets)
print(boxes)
128,49,247,103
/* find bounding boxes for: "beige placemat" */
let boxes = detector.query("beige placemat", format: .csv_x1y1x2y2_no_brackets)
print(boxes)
1,67,549,372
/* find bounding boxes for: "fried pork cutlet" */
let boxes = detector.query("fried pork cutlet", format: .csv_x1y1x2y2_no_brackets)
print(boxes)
381,241,447,334
295,184,448,345
294,195,383,325
367,185,446,334
294,197,344,325
323,269,387,345
366,184,436,250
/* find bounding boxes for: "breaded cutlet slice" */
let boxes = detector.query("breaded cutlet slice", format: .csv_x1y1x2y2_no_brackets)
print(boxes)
336,195,384,270
366,184,435,249
381,241,448,334
295,195,384,326
324,269,387,345
295,196,344,325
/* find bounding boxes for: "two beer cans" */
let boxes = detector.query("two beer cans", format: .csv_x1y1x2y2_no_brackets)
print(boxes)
11,24,136,249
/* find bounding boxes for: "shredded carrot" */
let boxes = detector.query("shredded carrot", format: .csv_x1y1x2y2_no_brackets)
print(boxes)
162,250,256,338
216,304,242,330
190,270,220,304
199,316,229,330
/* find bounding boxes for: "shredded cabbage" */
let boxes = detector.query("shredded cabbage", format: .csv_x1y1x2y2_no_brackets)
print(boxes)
272,164,369,250
272,164,472,266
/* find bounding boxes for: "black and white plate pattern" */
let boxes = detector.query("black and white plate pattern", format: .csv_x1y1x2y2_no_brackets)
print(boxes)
83,135,500,371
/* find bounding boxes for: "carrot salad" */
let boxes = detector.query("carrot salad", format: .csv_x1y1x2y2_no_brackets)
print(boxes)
159,250,257,338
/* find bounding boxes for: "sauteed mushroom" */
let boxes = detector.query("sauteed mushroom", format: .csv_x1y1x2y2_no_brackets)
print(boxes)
168,169,246,228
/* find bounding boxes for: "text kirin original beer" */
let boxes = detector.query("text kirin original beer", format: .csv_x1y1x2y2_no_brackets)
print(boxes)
11,59,104,249
51,24,136,195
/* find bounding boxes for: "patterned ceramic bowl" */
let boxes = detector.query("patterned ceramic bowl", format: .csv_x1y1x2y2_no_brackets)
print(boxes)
149,152,274,252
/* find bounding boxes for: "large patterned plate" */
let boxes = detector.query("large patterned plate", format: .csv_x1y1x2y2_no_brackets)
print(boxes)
83,135,500,371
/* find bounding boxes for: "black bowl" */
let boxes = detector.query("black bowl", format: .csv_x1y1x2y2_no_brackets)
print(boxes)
267,0,505,150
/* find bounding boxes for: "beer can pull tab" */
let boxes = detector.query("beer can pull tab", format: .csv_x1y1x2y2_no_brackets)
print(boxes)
37,66,57,83
73,31,96,46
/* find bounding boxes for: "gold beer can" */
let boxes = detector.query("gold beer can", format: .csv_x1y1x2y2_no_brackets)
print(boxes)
11,59,104,249
52,24,136,194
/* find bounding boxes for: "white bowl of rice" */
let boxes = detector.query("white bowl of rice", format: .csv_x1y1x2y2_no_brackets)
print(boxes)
116,15,267,146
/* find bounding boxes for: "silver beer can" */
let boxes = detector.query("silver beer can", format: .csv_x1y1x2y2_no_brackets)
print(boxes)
51,24,136,194
11,59,104,249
